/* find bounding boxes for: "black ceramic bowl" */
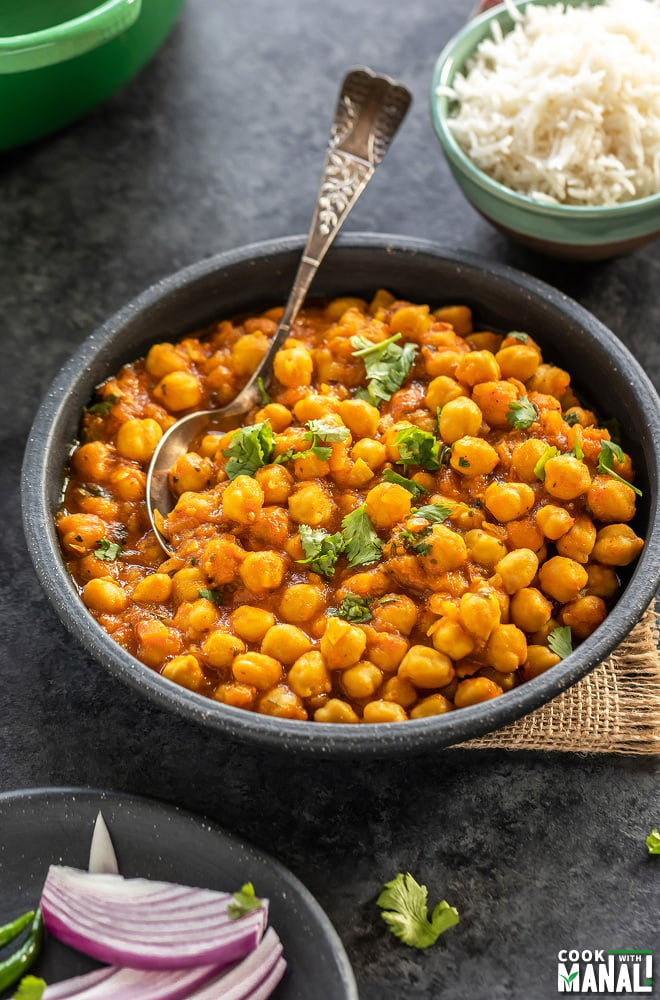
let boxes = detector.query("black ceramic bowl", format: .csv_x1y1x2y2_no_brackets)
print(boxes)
22,235,660,757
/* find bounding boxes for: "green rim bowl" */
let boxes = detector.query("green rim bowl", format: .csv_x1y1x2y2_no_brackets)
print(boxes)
430,0,660,260
0,0,186,150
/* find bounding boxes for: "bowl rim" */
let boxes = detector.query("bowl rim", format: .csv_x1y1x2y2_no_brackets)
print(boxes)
430,0,660,221
21,233,660,757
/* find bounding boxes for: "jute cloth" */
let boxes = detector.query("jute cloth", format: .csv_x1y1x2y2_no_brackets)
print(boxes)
458,607,660,754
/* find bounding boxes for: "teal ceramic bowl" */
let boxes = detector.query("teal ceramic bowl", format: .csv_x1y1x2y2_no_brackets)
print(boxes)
430,0,660,260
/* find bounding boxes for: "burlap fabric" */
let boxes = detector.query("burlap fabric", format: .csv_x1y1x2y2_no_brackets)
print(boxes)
458,607,660,754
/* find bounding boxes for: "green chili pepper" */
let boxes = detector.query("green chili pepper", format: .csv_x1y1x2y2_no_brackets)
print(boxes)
0,909,43,992
0,911,34,949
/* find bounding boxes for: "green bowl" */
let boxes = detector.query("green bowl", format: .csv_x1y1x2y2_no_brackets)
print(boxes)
0,0,186,150
430,0,660,260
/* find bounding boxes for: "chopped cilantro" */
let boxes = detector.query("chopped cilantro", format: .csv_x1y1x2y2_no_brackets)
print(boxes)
399,527,432,556
572,439,584,461
11,978,46,1000
329,594,373,623
257,376,271,406
598,440,642,497
228,883,263,919
508,331,529,343
298,525,345,578
341,504,382,567
87,393,119,415
381,469,429,498
93,538,122,562
412,502,453,524
350,333,417,406
563,411,581,428
377,873,459,950
294,418,350,461
198,588,223,605
274,447,295,465
534,445,560,481
394,426,442,472
646,829,660,855
548,625,572,660
506,395,538,430
223,421,275,479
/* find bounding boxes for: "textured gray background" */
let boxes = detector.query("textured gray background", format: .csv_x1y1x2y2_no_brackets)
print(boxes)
1,0,659,997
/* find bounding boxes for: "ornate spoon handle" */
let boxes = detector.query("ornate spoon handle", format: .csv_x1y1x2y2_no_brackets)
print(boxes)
220,66,411,418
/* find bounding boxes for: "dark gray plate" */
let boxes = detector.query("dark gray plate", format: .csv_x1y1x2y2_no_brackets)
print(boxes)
0,787,357,1000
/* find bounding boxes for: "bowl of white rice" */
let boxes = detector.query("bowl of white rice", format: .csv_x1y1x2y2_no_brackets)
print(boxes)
431,0,660,259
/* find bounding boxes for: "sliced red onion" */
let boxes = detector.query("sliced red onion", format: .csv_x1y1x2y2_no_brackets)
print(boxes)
174,928,284,1000
42,963,219,1000
247,958,287,1000
43,967,116,999
41,867,267,970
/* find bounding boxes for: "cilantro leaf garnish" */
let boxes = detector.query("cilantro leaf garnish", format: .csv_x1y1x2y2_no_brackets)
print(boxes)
458,456,470,469
228,883,263,919
398,527,432,556
294,418,350,461
412,502,453,524
350,333,417,406
381,469,429,498
394,426,442,472
329,594,373,624
223,421,275,479
93,538,122,562
646,829,660,855
534,445,560,481
11,977,46,1000
198,588,223,605
548,625,572,660
257,376,271,406
563,411,581,428
507,396,538,430
298,525,345,578
341,504,382,568
508,331,529,343
598,440,642,497
87,393,119,416
377,873,459,950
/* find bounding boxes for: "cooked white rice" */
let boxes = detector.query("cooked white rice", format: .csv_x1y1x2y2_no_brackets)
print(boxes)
439,0,660,205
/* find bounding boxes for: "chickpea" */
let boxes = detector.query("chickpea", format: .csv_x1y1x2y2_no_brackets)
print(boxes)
560,595,607,640
429,617,475,660
510,587,553,632
292,450,330,481
471,381,519,429
222,475,264,524
232,652,283,689
365,630,410,672
57,513,107,555
213,682,257,709
511,439,548,482
438,397,482,443
538,556,588,603
162,654,205,691
556,515,596,564
71,441,113,482
351,438,387,470
409,693,453,718
256,685,308,720
522,645,561,681
587,475,637,523
494,548,539,594
254,463,293,505
454,677,503,707
342,661,383,699
254,403,292,433
373,594,417,634
339,567,390,599
382,675,418,708
203,631,246,669
231,605,275,642
586,563,619,600
145,342,188,377
153,371,202,412
383,421,414,463
82,578,129,614
78,553,113,581
168,453,213,495
389,304,432,340
314,699,360,723
495,344,540,381
136,620,181,667
202,537,245,587
273,347,313,387
279,583,325,624
425,374,467,410
365,482,411,530
450,436,499,477
434,304,472,334
337,398,380,438
486,624,527,673
398,646,454,688
288,482,335,527
231,331,269,376
239,550,286,594
132,573,173,603
426,524,468,572
543,455,591,500
592,524,644,566
116,418,163,463
527,363,570,397
484,482,535,522
505,518,545,554
464,529,507,569
455,350,501,386
261,623,312,664
535,504,574,540
320,617,366,669
288,651,331,699
360,700,406,723
459,592,501,640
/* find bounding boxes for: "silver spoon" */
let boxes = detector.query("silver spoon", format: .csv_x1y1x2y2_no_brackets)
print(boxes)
146,66,412,555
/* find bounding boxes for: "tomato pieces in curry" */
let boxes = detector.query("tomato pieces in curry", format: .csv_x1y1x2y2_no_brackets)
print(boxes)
56,291,644,723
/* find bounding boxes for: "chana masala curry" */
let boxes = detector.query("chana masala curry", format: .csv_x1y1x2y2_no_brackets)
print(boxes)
56,291,644,724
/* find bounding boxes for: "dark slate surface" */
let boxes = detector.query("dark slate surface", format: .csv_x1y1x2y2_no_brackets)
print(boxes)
1,0,659,997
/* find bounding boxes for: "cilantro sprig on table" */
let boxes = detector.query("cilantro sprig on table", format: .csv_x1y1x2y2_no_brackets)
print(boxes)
646,829,660,855
350,333,417,406
377,873,459,950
